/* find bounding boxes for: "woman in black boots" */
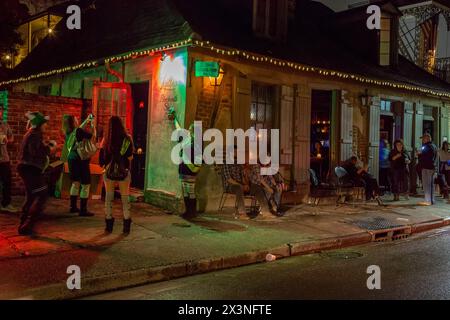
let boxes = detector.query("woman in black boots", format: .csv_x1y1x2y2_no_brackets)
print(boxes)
18,112,57,235
100,116,134,234
67,114,96,217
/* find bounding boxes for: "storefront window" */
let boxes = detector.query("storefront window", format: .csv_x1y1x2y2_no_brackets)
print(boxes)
251,83,274,131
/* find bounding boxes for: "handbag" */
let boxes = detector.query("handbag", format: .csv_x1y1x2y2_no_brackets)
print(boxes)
77,138,97,160
106,139,131,181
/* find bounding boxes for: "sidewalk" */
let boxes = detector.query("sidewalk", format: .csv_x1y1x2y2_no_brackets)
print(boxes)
0,194,449,299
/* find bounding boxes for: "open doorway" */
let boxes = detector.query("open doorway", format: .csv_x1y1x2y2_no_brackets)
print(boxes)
130,82,149,190
310,90,332,182
379,100,396,191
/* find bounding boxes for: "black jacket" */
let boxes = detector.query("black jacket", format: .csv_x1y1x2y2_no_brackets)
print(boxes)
99,136,134,169
389,149,410,171
20,129,51,171
418,142,437,170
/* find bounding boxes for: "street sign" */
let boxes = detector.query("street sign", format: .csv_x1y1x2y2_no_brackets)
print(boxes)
195,61,220,77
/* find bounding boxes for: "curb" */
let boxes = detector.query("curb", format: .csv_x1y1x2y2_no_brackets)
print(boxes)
5,217,450,300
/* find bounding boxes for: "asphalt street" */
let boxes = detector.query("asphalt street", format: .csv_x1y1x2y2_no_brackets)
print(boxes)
85,226,450,300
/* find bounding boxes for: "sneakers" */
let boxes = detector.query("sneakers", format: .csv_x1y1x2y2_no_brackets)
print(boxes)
1,204,19,213
418,202,433,206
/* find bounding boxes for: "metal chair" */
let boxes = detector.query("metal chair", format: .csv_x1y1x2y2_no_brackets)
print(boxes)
308,169,336,206
216,165,259,214
334,167,365,206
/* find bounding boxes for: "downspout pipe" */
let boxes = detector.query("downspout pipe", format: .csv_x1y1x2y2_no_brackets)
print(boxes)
105,61,124,83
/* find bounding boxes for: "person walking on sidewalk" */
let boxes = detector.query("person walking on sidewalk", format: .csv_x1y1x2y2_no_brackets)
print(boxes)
67,114,96,217
168,108,202,219
417,133,437,206
100,116,134,234
18,112,57,235
0,112,18,213
389,140,411,201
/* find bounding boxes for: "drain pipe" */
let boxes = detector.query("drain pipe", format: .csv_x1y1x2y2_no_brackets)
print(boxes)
290,84,298,192
105,61,124,83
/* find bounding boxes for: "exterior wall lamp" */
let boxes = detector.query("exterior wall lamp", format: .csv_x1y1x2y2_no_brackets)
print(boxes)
209,68,225,87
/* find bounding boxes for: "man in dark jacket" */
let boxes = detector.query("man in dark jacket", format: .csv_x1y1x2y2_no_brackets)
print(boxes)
17,112,56,235
417,133,437,206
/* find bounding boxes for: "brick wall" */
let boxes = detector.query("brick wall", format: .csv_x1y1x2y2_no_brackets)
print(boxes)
195,74,233,129
5,92,90,194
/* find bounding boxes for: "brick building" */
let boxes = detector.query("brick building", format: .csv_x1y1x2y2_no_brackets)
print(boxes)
1,0,449,212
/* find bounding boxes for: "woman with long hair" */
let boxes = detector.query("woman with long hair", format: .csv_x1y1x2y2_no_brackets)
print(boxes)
389,140,411,201
100,116,134,234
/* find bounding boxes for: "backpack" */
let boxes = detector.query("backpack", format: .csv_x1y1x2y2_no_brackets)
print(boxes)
106,138,131,181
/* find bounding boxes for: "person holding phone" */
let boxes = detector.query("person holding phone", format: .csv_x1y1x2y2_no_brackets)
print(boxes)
18,112,57,235
389,140,411,201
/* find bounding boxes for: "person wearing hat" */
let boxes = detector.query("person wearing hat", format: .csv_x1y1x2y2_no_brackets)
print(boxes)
417,133,438,206
17,112,57,235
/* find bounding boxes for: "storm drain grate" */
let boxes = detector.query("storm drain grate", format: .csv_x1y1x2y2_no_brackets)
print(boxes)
350,217,403,231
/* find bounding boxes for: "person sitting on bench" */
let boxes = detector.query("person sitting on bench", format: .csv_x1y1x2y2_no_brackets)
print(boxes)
342,156,383,205
223,153,249,220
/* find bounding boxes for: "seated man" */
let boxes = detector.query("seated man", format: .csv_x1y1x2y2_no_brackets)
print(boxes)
248,163,277,218
342,156,382,204
223,162,249,220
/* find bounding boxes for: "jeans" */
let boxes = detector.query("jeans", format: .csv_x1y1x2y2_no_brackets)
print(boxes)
104,173,131,219
422,169,436,204
250,183,271,214
0,162,12,207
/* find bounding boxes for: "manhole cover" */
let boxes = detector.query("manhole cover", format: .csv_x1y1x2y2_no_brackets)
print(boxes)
321,251,364,260
350,217,403,230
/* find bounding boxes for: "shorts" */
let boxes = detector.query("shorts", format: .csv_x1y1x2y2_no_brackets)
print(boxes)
68,158,91,185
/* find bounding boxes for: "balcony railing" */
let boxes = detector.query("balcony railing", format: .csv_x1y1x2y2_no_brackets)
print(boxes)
434,57,450,83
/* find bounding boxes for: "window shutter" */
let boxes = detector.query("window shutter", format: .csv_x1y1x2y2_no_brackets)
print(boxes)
368,97,381,179
414,102,424,148
440,105,449,144
403,101,414,152
339,90,353,162
280,85,294,165
233,76,251,130
294,86,311,184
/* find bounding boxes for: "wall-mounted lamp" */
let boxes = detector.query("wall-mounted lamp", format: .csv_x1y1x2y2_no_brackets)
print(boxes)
360,89,371,107
209,67,225,87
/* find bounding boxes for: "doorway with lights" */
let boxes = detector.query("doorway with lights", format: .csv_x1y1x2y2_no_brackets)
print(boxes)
310,90,332,183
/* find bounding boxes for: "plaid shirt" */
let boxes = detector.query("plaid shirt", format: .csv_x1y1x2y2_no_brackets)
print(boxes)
223,164,244,188
248,165,262,185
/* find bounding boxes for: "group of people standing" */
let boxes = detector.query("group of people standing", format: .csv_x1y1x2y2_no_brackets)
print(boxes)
380,133,450,205
1,111,135,236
